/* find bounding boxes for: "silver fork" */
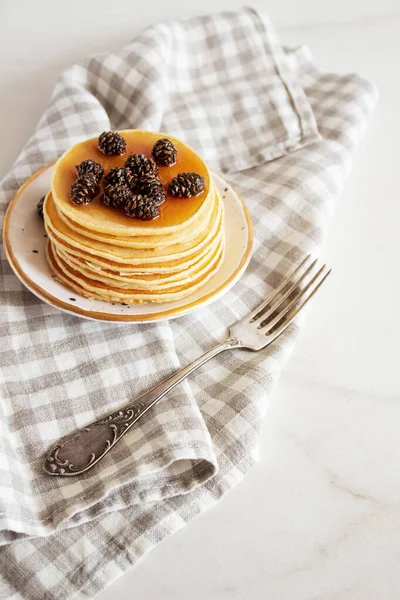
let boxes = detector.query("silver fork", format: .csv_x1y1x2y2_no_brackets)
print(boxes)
43,255,331,477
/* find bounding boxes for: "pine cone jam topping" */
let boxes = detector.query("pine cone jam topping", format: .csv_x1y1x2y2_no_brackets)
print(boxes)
152,138,177,167
168,172,205,198
98,131,126,156
125,195,160,220
37,195,45,219
69,135,205,219
125,154,159,182
76,160,104,182
102,183,132,208
71,174,99,205
105,167,128,187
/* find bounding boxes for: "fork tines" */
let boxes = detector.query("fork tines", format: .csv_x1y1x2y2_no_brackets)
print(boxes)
250,255,331,335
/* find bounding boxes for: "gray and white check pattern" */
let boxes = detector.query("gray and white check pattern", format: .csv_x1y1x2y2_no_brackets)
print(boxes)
0,8,376,599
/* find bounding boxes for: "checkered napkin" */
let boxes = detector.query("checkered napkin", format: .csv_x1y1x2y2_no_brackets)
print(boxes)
0,7,377,599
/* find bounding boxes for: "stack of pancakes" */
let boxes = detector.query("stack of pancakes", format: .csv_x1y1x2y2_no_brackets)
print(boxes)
43,131,225,304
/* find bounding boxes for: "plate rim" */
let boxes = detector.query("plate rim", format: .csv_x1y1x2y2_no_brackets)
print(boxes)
3,164,253,322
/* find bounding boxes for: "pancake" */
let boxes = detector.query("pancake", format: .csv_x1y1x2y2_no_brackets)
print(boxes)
54,211,224,279
44,130,225,304
44,191,223,267
54,236,224,291
46,241,225,304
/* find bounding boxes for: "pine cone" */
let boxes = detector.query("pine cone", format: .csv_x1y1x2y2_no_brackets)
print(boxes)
137,173,165,199
105,167,127,187
168,172,205,198
152,138,177,167
124,195,159,220
103,183,132,208
98,131,126,156
148,185,166,206
37,195,45,219
124,154,158,183
71,174,99,205
76,159,104,182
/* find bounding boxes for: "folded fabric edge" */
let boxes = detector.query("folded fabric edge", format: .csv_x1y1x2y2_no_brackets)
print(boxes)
0,441,218,540
249,9,321,144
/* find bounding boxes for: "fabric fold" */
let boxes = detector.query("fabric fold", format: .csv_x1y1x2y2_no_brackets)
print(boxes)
0,322,218,541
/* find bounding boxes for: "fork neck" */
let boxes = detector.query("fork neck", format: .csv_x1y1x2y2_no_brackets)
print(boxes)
178,336,240,371
222,336,241,350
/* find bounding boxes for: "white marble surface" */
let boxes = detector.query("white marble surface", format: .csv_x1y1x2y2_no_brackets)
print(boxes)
2,1,400,598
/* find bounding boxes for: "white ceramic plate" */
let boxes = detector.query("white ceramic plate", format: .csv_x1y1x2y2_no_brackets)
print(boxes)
3,165,253,322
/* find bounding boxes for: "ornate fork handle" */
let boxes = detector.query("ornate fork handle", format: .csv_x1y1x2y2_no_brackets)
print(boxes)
44,255,331,477
44,337,239,476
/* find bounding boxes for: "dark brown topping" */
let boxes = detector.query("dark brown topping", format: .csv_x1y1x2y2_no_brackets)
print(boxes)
137,174,165,200
147,185,166,206
37,195,45,218
124,195,159,220
105,167,127,187
76,159,104,182
98,131,126,156
71,174,99,205
102,183,132,208
168,172,205,198
124,154,158,185
152,138,177,167
124,154,165,209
